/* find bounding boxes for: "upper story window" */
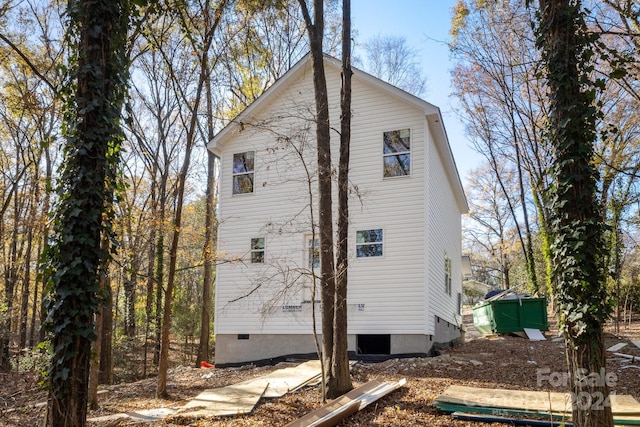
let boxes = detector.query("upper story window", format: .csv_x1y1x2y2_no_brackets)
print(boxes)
445,255,452,296
251,237,265,263
356,229,383,258
383,129,411,178
233,151,255,194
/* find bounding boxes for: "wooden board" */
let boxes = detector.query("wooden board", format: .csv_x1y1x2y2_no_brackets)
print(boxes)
524,328,546,341
435,385,640,416
441,403,640,425
451,411,572,427
435,402,567,419
88,407,177,424
284,378,405,427
176,382,268,417
608,342,628,352
89,360,325,423
257,360,322,398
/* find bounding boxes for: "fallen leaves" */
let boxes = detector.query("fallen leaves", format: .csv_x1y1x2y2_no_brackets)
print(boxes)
3,314,640,426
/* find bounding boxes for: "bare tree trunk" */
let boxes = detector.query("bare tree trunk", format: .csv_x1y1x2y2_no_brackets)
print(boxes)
156,136,196,398
157,2,226,395
144,200,157,376
99,283,113,385
154,224,165,366
298,0,338,399
123,268,136,336
19,223,34,350
332,0,353,398
37,142,52,345
197,55,217,366
2,184,20,367
29,237,41,347
88,281,104,410
513,141,538,293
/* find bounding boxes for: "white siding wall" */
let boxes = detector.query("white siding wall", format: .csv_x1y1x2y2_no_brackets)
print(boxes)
215,66,321,334
424,121,464,334
215,61,460,339
346,75,427,334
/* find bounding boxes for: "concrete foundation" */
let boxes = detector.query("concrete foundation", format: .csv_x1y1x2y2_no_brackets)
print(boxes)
214,316,462,366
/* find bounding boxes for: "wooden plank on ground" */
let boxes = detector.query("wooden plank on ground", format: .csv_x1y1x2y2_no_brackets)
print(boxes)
523,328,546,341
434,384,572,415
435,402,567,420
451,411,572,426
614,352,640,363
257,360,322,397
608,342,628,352
175,381,268,417
434,385,640,416
87,407,177,424
284,378,406,427
284,399,361,427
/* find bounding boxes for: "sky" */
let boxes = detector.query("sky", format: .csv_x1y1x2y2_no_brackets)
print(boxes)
351,0,483,183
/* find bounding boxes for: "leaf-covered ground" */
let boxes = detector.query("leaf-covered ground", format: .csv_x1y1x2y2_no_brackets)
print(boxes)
3,312,640,426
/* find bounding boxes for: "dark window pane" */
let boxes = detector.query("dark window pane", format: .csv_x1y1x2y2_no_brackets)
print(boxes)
356,243,383,258
357,229,383,244
251,238,265,250
251,251,264,263
233,151,254,173
251,238,265,263
383,129,410,154
308,238,320,268
383,154,410,177
233,174,254,194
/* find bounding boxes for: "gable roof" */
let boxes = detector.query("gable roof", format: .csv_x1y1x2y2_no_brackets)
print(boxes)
209,53,468,213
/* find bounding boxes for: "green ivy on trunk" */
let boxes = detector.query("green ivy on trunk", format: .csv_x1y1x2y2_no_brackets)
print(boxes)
41,0,131,425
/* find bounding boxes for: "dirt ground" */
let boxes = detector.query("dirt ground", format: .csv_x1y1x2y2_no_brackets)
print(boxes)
3,311,640,426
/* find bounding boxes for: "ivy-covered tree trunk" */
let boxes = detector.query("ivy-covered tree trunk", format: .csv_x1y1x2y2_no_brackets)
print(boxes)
42,0,129,425
535,1,613,426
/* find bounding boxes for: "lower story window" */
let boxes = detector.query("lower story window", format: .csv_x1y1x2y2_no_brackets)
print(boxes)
307,236,320,269
445,255,452,295
251,238,265,263
356,229,383,257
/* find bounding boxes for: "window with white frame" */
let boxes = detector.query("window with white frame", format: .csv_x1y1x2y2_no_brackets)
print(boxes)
251,237,265,263
383,129,411,177
356,229,383,258
306,236,320,269
445,255,452,296
233,151,255,194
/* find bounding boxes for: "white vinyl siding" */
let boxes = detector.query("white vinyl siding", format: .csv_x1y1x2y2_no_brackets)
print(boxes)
424,120,464,333
214,58,464,340
344,75,427,334
215,67,322,335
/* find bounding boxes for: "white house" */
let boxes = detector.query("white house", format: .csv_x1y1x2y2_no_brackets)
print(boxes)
208,54,469,367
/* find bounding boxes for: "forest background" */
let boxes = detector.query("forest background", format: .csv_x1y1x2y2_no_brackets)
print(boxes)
0,0,638,400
